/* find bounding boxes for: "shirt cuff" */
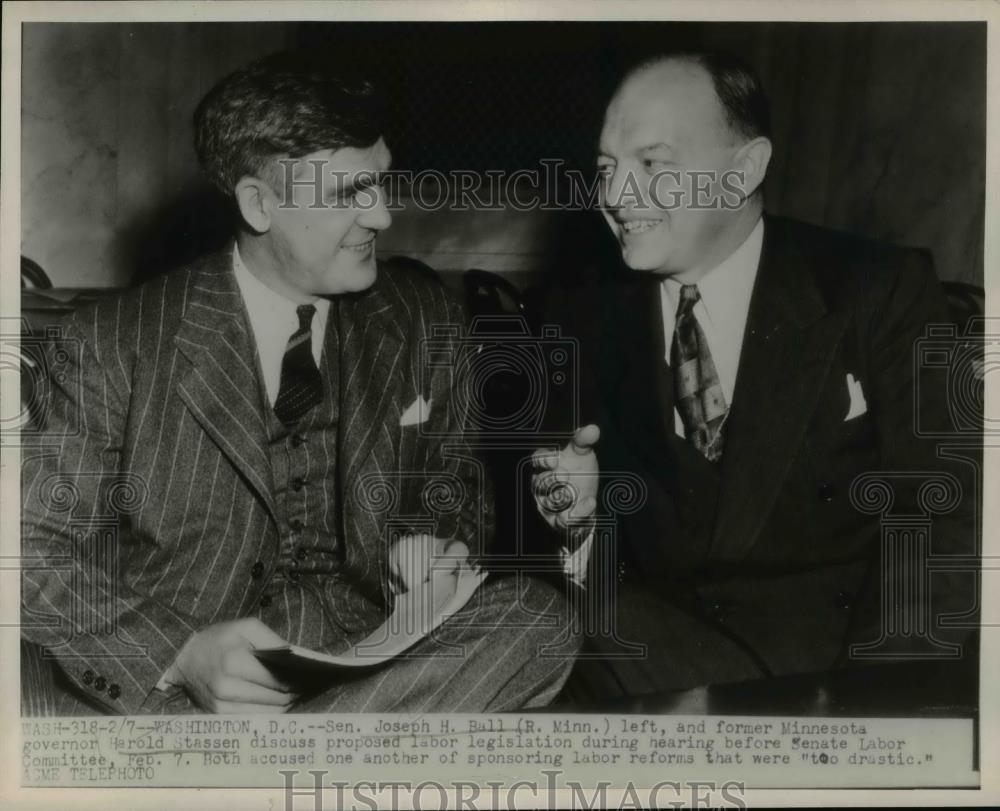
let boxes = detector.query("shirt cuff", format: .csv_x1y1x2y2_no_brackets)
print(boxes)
560,530,595,587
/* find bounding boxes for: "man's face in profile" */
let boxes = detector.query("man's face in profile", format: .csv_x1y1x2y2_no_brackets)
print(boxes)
597,61,747,279
266,136,393,298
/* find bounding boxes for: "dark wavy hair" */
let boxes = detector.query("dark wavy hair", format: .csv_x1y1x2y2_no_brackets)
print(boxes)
193,50,385,197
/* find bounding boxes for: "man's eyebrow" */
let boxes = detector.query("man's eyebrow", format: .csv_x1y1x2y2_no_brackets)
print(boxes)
596,142,676,161
638,142,675,156
327,170,385,197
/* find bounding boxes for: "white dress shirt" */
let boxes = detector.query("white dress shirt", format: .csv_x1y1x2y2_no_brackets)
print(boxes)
232,244,330,406
561,216,765,586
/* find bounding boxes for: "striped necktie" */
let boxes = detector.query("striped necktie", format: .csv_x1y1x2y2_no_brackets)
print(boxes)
273,304,323,426
670,284,728,461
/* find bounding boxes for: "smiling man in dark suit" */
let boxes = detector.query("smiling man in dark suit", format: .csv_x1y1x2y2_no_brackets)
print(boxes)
532,50,976,698
21,51,578,715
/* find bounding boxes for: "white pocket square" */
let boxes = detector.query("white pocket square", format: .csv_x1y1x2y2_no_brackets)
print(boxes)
844,373,868,420
400,394,432,427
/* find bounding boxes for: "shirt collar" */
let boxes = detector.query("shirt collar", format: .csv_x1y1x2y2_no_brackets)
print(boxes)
232,242,330,326
231,243,331,406
234,242,317,303
661,216,764,336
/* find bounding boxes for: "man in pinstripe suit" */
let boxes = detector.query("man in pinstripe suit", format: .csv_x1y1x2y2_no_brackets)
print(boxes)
21,52,578,715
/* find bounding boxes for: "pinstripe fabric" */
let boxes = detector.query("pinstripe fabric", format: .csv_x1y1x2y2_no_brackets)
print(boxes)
294,575,577,713
21,247,520,714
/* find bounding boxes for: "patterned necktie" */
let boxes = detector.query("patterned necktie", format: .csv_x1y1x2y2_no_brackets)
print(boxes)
670,284,728,461
273,304,323,426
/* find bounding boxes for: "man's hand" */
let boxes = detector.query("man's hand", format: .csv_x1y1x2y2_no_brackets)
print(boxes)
531,423,600,539
166,618,296,713
388,534,470,595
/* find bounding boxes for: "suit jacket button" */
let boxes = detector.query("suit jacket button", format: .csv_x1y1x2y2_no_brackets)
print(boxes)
290,433,307,448
616,561,627,583
250,561,265,579
290,518,304,532
108,683,121,700
835,591,851,609
82,669,95,685
291,476,307,491
260,593,273,609
93,676,107,692
296,547,308,561
818,483,836,502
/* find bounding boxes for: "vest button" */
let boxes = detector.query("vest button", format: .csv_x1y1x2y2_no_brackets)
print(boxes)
260,594,273,609
291,433,307,447
250,561,265,579
291,476,307,491
296,547,308,561
818,483,836,502
290,518,304,532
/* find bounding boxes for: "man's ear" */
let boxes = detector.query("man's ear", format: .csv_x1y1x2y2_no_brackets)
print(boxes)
234,176,273,234
732,136,772,199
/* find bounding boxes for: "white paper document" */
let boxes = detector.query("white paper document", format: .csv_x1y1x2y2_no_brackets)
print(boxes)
254,566,487,677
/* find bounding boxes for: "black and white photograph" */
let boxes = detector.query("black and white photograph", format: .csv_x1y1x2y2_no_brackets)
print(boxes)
2,0,995,806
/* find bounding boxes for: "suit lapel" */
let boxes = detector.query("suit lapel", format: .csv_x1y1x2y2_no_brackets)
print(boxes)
710,217,849,558
173,248,278,522
337,277,406,492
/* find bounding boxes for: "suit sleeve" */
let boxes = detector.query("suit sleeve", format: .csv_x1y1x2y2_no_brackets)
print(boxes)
21,317,201,714
844,249,978,656
420,291,496,560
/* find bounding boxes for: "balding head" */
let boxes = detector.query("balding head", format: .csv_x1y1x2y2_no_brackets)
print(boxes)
614,52,771,145
607,58,735,153
596,51,773,281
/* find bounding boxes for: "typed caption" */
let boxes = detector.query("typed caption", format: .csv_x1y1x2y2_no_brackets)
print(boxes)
20,713,976,790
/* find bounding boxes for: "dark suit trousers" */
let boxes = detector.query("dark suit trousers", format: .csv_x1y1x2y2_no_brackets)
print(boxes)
560,583,766,704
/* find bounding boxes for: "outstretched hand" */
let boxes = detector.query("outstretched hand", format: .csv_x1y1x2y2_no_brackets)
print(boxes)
531,423,600,540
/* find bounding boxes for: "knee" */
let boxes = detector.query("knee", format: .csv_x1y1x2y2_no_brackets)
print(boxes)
493,574,582,655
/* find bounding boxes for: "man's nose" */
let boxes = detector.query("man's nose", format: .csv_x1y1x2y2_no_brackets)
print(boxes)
357,185,392,231
602,165,631,213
